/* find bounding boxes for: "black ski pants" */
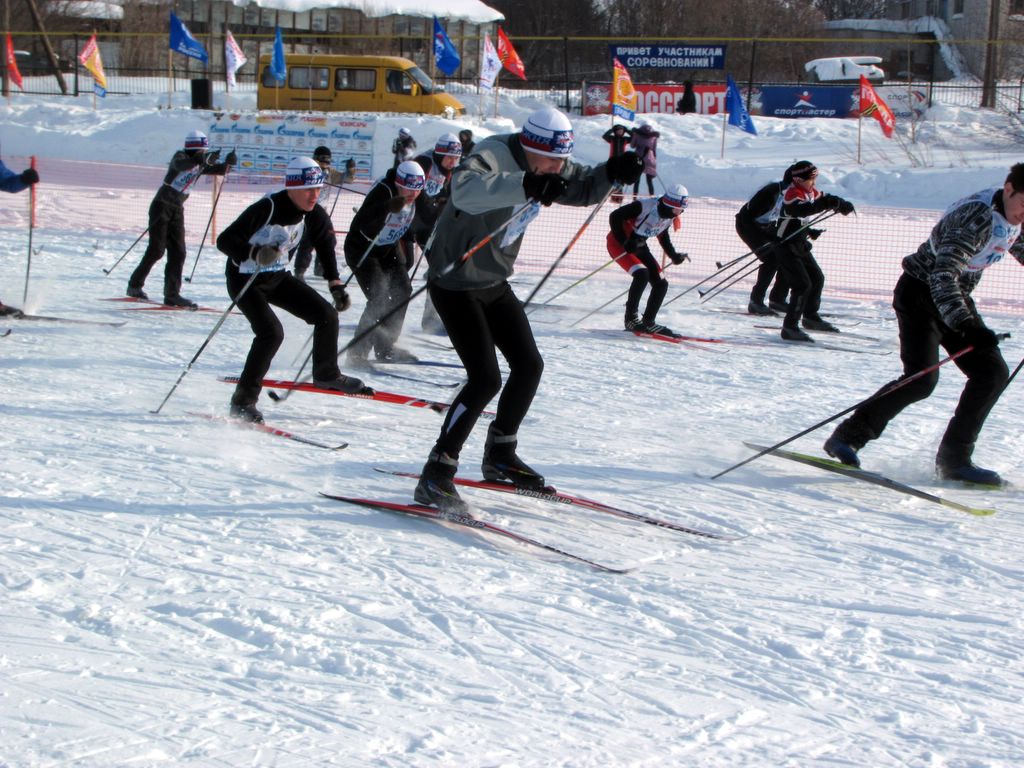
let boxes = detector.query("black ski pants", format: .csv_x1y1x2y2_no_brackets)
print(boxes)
624,247,668,323
427,281,544,460
130,195,187,299
345,246,411,359
734,216,789,305
776,239,824,327
226,268,341,406
834,273,1009,461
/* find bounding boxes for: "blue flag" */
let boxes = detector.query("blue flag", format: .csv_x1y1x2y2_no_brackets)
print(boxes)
726,75,757,136
269,27,287,83
433,17,461,76
169,12,208,65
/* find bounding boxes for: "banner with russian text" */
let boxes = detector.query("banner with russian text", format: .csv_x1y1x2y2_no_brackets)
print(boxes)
611,58,637,122
78,34,107,96
859,75,895,138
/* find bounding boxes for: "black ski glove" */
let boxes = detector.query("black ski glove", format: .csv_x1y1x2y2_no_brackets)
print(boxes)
960,319,1000,351
387,195,407,213
523,172,569,206
823,194,855,215
605,151,644,185
623,234,645,253
667,248,689,265
224,151,238,167
330,285,352,312
203,149,221,166
20,168,39,185
807,228,824,240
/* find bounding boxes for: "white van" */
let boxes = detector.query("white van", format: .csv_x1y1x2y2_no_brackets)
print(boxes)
805,56,885,84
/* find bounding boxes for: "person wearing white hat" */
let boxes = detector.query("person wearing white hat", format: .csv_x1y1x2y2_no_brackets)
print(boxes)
412,107,644,510
607,182,690,338
128,129,236,308
216,156,368,424
343,159,426,365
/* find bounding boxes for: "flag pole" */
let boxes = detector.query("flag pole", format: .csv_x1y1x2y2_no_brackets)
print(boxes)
167,50,173,109
857,115,863,164
720,111,727,159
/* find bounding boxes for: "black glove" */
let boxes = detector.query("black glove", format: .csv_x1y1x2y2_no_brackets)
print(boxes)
960,319,1000,351
20,168,39,185
824,194,854,215
204,149,221,165
224,151,238,167
387,196,407,213
523,172,569,206
623,234,645,253
807,228,824,241
605,151,644,185
667,249,689,265
330,285,352,312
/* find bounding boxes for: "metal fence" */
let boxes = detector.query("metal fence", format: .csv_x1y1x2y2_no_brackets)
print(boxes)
4,156,1022,318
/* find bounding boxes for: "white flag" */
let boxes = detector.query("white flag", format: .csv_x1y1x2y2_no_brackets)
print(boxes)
479,33,501,92
225,29,247,91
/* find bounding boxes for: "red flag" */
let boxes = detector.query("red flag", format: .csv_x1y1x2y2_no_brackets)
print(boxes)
859,74,895,138
5,34,23,91
497,27,526,81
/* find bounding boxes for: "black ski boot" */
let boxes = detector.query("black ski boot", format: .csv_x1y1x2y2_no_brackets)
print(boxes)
747,299,775,316
781,323,813,342
414,450,467,510
164,294,198,309
126,284,148,300
936,444,1004,487
624,314,644,332
481,425,546,491
313,374,374,395
802,314,839,333
229,400,264,424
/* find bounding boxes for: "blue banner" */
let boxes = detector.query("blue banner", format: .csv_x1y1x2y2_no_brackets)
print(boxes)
269,26,286,83
169,12,208,65
608,44,725,70
725,75,756,135
433,17,461,76
759,86,854,118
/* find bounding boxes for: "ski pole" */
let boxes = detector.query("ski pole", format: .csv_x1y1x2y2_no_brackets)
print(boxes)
151,266,266,415
710,347,980,480
185,166,230,283
102,227,149,275
698,261,761,304
568,260,683,329
528,248,631,313
23,156,36,305
521,185,616,310
270,203,531,403
663,210,838,308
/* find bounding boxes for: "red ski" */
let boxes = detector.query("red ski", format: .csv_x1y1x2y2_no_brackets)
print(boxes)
102,297,226,313
188,411,347,450
320,493,631,573
218,375,489,416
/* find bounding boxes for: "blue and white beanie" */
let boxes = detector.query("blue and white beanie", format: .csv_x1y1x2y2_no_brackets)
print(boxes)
395,160,426,191
661,184,689,211
434,133,463,158
520,108,574,158
284,157,325,189
184,129,209,151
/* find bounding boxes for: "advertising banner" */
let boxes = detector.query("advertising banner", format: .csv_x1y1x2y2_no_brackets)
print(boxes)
210,113,376,184
584,82,727,116
757,86,854,118
608,44,726,70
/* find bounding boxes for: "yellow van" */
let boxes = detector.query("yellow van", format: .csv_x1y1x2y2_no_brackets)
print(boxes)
257,54,465,115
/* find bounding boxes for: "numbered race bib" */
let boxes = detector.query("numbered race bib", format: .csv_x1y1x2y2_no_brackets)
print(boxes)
500,202,541,249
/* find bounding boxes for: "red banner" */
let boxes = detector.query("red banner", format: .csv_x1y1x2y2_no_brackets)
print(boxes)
497,27,526,81
859,75,895,138
6,34,23,91
584,82,727,116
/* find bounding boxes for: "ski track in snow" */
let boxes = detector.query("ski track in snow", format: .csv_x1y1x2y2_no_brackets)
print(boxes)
2,223,1023,767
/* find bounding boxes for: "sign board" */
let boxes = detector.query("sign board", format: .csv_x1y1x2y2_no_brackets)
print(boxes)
608,44,726,70
584,82,728,115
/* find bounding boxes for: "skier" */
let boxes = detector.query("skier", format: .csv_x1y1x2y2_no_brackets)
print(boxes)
404,133,463,336
127,130,236,307
413,106,644,509
0,157,39,317
824,164,1024,487
391,127,416,168
607,183,690,337
292,145,356,281
343,160,426,365
216,156,368,424
458,129,475,158
734,167,802,316
629,122,659,199
676,81,697,115
601,123,633,203
773,160,855,341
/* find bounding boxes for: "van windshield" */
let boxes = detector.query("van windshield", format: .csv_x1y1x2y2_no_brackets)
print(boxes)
407,67,435,94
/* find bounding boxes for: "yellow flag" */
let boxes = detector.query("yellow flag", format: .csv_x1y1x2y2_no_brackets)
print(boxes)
78,34,107,91
612,58,637,121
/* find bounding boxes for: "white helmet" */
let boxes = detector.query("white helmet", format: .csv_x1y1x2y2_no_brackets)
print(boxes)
284,157,325,189
434,133,463,157
661,184,689,211
184,129,208,150
398,127,413,139
520,107,574,158
395,160,426,191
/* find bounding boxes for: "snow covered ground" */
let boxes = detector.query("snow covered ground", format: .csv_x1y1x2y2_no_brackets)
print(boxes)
1,89,1023,767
